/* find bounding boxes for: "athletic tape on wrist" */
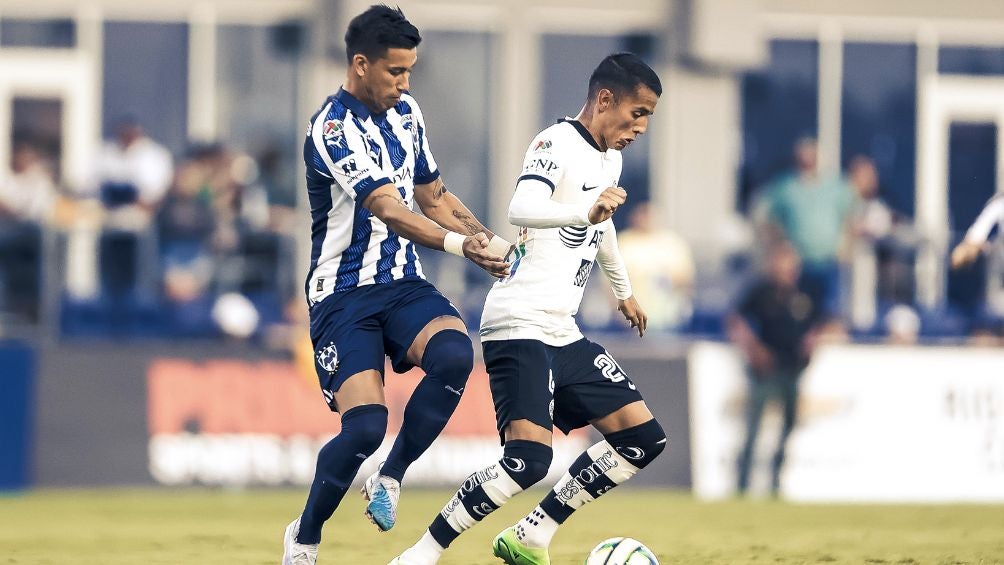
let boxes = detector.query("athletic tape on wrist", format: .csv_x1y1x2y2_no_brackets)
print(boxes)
444,231,466,257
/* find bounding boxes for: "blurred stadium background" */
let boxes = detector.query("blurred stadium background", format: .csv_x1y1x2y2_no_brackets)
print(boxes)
1,0,1003,562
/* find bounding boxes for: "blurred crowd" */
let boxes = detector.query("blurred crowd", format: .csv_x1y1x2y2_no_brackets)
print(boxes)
0,117,299,341
0,121,1001,346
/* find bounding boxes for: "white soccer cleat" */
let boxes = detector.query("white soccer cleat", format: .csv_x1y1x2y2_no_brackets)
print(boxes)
282,517,318,565
361,470,401,531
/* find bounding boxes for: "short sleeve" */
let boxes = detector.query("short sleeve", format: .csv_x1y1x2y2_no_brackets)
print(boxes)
308,106,391,202
516,132,565,193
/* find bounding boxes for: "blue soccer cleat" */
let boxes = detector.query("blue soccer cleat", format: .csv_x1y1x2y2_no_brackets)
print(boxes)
361,470,401,532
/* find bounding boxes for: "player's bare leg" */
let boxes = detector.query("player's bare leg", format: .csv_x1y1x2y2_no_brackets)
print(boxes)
508,401,666,553
364,315,474,532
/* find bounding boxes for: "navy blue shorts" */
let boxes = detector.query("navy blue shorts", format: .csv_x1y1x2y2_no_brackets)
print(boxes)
483,338,645,439
309,277,463,411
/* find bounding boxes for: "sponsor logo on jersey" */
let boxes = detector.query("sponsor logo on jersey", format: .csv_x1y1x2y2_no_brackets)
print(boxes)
393,166,413,184
333,156,369,187
533,139,552,152
316,342,339,374
581,183,599,191
559,225,588,248
573,259,594,287
524,157,558,173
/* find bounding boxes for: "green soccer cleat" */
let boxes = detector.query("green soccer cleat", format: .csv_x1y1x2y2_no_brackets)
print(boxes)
492,526,550,565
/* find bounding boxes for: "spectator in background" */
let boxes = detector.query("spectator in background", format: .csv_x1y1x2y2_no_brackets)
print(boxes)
754,137,853,320
618,201,695,331
0,143,57,321
89,116,173,298
727,242,826,497
847,155,917,306
92,116,173,229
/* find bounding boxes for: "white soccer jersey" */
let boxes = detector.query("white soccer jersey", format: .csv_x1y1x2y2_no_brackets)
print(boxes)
480,119,632,346
303,88,439,305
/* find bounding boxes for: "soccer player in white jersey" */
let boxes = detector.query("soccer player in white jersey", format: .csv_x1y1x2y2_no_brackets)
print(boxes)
282,5,512,565
389,52,667,565
951,193,1004,269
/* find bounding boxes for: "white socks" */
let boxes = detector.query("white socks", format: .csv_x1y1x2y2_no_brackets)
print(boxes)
398,531,445,565
514,505,560,548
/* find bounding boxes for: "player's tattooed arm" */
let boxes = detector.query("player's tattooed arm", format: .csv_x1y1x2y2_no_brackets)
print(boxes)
363,183,455,251
414,177,495,238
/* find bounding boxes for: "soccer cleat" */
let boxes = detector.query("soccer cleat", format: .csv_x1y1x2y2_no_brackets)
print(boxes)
361,470,401,531
492,526,550,565
282,517,318,565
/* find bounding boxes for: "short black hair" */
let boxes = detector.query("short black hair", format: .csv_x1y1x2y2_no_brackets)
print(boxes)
344,4,421,65
587,52,662,101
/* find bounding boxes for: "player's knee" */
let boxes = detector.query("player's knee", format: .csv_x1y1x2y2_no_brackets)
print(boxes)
500,439,553,489
421,329,474,389
603,418,667,470
340,404,388,456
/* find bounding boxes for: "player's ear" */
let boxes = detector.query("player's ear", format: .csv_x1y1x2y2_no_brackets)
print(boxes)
596,88,615,112
351,53,369,77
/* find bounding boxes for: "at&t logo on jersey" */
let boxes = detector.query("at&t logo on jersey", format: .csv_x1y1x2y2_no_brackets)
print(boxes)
560,225,588,248
316,342,339,374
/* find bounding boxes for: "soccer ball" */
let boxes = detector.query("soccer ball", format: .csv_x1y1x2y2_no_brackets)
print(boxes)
584,537,659,565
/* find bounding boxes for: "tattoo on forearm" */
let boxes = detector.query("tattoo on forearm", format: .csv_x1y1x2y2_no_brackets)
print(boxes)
452,210,481,235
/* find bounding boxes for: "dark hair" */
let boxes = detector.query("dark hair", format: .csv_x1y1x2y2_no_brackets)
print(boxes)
344,4,421,64
587,52,662,101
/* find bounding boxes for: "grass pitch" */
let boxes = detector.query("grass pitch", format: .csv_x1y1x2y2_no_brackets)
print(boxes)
1,488,1002,564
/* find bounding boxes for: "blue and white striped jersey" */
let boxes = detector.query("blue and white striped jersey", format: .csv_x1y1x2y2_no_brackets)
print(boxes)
303,88,440,305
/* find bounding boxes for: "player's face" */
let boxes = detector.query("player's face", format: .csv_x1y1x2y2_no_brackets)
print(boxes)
356,47,417,113
600,85,659,151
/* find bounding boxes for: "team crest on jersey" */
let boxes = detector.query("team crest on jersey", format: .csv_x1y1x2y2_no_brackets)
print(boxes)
533,139,552,152
400,113,415,130
316,342,339,374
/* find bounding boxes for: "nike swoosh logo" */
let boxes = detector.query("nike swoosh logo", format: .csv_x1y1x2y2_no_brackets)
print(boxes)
581,184,599,191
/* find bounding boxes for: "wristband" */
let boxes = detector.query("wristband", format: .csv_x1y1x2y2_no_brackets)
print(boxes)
444,231,466,257
486,235,515,259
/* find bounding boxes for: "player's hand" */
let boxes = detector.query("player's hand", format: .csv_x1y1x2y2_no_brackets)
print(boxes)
588,187,627,224
950,240,984,269
617,295,648,337
463,232,510,279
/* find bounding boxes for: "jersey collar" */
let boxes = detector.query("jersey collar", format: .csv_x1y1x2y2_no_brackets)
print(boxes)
558,118,603,152
335,87,373,120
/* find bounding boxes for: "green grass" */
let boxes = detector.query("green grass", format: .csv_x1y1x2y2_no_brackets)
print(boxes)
1,488,1003,564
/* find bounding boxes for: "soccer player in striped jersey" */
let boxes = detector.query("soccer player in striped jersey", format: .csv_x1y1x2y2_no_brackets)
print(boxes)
951,193,1004,269
389,53,668,565
282,5,511,565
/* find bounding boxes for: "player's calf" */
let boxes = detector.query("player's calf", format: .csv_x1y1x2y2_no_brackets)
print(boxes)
392,440,552,564
381,329,474,482
516,418,667,549
296,404,388,544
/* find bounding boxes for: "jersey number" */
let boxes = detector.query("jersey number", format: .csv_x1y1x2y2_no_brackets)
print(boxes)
593,353,636,389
